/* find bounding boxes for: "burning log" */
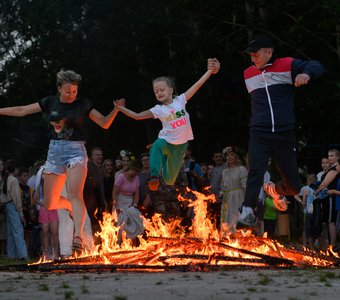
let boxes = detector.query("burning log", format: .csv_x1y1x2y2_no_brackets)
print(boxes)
2,188,338,273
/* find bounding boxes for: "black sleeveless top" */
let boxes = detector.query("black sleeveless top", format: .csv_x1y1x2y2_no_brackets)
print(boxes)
321,164,340,190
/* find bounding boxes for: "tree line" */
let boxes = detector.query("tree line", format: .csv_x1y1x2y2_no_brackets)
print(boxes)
0,0,339,170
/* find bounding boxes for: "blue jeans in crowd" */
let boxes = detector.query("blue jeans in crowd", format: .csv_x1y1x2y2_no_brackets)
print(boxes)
5,201,28,259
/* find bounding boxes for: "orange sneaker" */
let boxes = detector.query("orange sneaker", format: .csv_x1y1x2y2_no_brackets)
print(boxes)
263,182,288,212
148,178,159,191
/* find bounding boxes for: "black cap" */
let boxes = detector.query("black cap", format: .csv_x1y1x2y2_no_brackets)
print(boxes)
244,34,274,53
48,110,68,122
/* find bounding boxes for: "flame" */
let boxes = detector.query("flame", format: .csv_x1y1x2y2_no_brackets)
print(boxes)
31,188,339,269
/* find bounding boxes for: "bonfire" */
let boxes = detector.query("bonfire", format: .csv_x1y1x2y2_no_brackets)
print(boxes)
2,188,339,272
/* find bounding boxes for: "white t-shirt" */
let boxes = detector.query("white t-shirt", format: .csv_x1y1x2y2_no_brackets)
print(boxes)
149,93,193,145
317,171,325,182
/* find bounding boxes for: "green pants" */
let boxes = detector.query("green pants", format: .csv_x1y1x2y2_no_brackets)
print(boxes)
149,138,188,185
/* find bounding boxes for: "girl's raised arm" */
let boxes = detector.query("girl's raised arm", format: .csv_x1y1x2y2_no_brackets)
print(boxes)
89,98,125,129
114,101,153,120
0,102,42,117
184,58,220,101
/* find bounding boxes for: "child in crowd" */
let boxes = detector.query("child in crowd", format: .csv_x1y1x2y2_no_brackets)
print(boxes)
263,195,278,238
302,173,317,249
114,58,220,191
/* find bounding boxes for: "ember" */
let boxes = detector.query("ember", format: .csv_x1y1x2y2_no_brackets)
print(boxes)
2,188,339,272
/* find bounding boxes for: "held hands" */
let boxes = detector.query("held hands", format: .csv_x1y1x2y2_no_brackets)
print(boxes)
208,58,220,74
294,73,310,87
114,98,126,110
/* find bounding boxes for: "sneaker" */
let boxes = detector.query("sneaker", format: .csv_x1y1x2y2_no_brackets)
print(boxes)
236,206,256,229
263,182,288,212
148,178,159,191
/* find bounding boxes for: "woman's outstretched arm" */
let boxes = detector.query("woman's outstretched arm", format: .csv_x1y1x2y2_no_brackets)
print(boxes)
0,102,42,117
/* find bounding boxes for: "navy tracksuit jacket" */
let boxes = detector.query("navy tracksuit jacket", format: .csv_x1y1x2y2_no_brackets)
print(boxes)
243,56,325,208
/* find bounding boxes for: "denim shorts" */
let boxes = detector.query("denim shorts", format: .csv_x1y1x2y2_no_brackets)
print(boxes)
45,140,88,175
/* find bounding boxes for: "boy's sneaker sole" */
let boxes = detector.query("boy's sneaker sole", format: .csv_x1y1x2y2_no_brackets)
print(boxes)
263,183,288,212
273,197,288,211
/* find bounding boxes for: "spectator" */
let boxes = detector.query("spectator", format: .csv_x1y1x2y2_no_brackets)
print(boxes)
112,162,143,245
0,158,6,256
17,168,34,257
2,159,28,261
183,148,204,192
102,158,116,213
207,164,214,181
220,150,248,233
302,174,318,249
115,154,131,179
199,163,210,188
317,157,330,182
314,149,340,248
263,195,278,238
210,151,226,199
84,146,106,244
208,151,226,229
256,170,271,236
27,160,44,258
138,153,151,213
34,166,60,260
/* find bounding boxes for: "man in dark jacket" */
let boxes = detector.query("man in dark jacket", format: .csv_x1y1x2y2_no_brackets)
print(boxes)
83,147,106,243
237,34,326,228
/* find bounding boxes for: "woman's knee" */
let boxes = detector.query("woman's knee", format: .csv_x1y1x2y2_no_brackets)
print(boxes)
67,189,83,201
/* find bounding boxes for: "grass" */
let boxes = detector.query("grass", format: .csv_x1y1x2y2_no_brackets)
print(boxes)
114,297,127,300
64,290,74,299
81,284,90,294
61,282,70,289
38,283,49,291
257,275,271,286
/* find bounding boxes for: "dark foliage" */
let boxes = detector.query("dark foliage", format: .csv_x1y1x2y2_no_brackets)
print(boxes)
0,0,339,172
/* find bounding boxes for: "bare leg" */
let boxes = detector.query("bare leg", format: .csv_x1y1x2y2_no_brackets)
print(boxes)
66,164,87,240
328,222,337,247
50,220,59,259
43,173,72,211
41,224,49,259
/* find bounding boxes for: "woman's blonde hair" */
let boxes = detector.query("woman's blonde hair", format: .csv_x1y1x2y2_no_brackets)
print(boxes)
56,69,82,87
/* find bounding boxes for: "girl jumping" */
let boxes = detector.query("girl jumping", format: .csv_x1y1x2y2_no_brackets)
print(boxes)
115,58,220,191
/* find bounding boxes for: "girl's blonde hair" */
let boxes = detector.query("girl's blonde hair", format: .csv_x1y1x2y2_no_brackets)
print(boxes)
329,149,340,164
152,76,177,96
226,151,242,166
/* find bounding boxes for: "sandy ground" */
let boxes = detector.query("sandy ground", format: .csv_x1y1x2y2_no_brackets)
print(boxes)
1,269,340,300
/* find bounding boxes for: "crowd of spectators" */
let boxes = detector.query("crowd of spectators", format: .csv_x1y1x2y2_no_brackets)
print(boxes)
0,145,339,261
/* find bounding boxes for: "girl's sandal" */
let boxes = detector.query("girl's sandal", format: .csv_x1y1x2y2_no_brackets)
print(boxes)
72,236,84,255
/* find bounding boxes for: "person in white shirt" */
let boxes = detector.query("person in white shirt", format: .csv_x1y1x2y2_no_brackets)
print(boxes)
114,58,220,191
317,157,330,182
